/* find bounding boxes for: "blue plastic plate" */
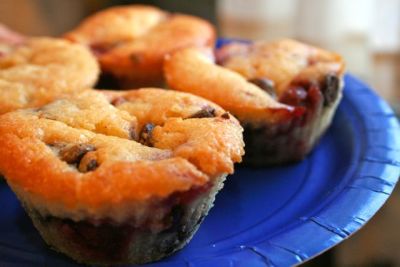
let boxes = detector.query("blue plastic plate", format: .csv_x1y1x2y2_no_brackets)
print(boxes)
0,74,399,267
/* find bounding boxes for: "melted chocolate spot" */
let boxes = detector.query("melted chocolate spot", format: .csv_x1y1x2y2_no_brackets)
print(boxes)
221,112,230,119
187,106,216,119
139,123,155,147
323,74,340,106
60,144,96,164
85,159,99,172
248,78,276,98
78,151,100,173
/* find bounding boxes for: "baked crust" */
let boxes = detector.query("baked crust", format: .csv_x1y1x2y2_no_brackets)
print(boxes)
164,47,303,123
0,37,100,114
216,39,344,97
65,5,216,88
164,39,345,165
0,89,243,220
0,89,243,264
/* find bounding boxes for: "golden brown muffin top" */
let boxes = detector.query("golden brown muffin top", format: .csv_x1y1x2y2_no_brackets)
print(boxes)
216,39,345,97
64,5,216,87
0,89,244,221
0,37,99,114
64,5,167,45
164,39,345,123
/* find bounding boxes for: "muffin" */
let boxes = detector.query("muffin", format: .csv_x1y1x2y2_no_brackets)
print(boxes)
64,5,216,89
0,89,244,265
0,36,99,114
164,39,345,165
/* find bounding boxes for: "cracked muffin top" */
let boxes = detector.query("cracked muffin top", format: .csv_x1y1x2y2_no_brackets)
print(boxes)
216,39,345,97
64,5,215,88
0,37,99,114
0,89,244,222
164,39,345,124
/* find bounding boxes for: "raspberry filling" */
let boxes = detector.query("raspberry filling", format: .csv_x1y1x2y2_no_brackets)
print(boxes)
281,74,340,109
242,74,339,165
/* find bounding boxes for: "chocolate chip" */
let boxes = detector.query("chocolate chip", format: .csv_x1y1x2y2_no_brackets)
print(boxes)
221,112,230,119
323,74,340,106
78,152,99,173
248,78,276,98
85,159,99,172
187,106,216,119
60,144,96,164
139,123,155,147
111,96,127,106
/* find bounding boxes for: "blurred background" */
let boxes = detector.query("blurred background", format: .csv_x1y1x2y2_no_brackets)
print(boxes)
0,0,399,266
